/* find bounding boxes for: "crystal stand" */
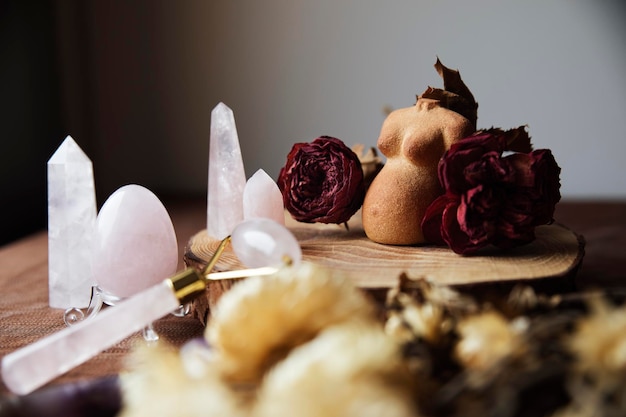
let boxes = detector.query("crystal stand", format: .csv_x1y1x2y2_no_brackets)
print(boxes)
63,286,189,342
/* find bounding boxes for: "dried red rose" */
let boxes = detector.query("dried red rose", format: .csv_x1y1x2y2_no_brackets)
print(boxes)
422,129,561,255
278,136,365,224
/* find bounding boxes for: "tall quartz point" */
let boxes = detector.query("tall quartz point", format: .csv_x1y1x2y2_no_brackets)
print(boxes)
47,136,97,309
207,102,247,239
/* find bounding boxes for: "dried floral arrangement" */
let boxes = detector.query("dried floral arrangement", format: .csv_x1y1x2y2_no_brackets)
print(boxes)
141,60,571,417
277,59,561,254
117,264,626,417
385,276,626,417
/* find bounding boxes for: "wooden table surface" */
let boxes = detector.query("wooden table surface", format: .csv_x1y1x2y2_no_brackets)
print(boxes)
0,199,625,396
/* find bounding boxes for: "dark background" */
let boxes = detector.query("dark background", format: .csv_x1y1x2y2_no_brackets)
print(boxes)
1,2,66,245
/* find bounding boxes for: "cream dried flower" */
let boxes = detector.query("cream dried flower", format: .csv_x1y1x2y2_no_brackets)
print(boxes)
207,262,378,384
384,276,473,347
385,294,447,345
119,342,246,417
568,296,626,374
454,311,529,382
556,296,626,417
254,322,418,417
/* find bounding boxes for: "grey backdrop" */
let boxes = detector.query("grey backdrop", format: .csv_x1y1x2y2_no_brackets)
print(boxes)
65,0,625,201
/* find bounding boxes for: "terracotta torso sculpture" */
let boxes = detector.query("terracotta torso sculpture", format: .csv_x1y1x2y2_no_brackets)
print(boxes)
362,98,474,245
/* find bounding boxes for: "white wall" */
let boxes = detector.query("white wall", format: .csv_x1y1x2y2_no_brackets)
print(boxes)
85,0,626,199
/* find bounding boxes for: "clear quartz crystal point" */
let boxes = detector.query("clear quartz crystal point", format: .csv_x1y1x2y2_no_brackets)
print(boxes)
207,102,247,240
243,169,285,225
47,136,97,309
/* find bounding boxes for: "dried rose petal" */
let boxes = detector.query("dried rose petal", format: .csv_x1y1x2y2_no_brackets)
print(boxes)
459,185,502,240
439,133,508,194
422,194,453,246
507,149,561,225
278,136,365,224
441,198,475,255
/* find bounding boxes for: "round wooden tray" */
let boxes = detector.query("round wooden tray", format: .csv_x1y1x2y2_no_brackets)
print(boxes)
184,212,585,323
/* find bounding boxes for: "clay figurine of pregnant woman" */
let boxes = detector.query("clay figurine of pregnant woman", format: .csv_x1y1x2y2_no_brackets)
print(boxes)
362,98,473,245
362,59,478,245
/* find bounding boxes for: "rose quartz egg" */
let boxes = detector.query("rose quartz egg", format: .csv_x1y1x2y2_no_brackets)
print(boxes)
92,184,178,298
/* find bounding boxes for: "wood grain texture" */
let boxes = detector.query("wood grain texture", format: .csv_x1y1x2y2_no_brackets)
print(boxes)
184,212,585,321
291,223,583,287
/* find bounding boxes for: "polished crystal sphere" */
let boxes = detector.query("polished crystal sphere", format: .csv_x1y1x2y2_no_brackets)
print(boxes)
231,219,302,268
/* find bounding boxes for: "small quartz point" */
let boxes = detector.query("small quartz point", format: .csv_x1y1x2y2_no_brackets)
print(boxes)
207,102,247,240
243,169,285,225
47,136,97,309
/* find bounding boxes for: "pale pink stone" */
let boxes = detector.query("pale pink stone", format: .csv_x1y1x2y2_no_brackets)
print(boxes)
92,185,178,298
243,169,285,225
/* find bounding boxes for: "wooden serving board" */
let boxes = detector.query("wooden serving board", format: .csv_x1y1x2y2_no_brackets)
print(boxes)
184,212,585,323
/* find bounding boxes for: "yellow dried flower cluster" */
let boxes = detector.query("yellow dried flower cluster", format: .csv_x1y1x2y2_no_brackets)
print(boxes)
206,262,377,383
385,278,626,417
120,266,626,417
120,343,246,417
553,297,626,417
120,263,417,417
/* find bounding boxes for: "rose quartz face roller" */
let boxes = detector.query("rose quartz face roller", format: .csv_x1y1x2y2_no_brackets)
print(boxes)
231,218,301,268
1,219,301,396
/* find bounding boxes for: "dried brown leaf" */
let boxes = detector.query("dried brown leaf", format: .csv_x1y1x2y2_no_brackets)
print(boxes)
418,58,479,129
